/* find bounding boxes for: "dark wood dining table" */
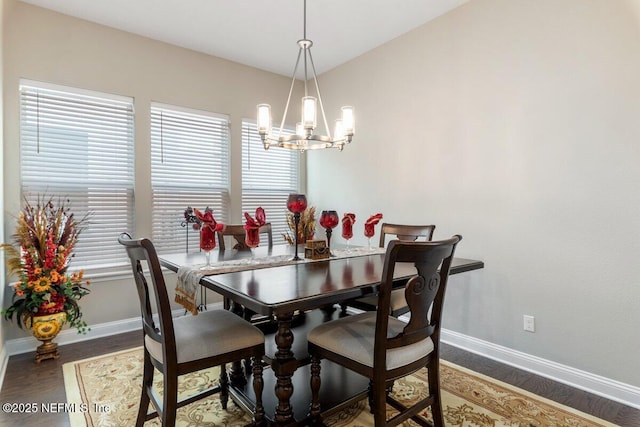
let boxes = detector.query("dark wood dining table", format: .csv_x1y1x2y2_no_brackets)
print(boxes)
160,244,484,426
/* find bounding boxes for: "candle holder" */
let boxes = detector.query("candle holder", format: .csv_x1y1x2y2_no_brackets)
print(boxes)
319,210,339,255
287,193,307,261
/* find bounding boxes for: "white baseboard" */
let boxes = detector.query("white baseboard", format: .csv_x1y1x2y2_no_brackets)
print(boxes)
441,328,640,410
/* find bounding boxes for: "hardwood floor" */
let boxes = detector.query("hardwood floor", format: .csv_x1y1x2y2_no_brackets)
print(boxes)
0,329,638,427
0,330,144,427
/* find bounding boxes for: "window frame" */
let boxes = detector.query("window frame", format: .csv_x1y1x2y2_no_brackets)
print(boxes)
19,80,136,278
150,102,231,254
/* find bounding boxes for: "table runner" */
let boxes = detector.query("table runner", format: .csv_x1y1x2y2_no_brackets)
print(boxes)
175,247,385,314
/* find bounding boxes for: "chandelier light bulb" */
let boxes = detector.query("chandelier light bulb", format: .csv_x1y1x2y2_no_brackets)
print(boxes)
257,104,272,134
302,96,317,130
341,106,354,136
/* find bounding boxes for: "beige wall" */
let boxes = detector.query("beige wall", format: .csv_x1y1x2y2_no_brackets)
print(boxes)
2,0,303,340
309,0,640,387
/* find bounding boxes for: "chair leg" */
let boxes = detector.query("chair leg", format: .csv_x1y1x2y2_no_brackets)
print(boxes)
162,373,178,427
220,364,230,410
308,355,322,423
244,357,253,380
339,303,348,316
252,356,266,426
367,379,374,413
428,360,444,427
372,378,387,426
136,351,154,427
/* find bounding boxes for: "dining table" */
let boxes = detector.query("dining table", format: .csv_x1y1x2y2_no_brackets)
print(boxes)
160,244,484,426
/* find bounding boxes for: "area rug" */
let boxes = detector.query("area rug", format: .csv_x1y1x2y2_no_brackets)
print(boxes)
63,347,617,427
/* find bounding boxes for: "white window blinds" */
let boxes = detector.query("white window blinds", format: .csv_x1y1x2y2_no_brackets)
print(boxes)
241,120,300,243
19,81,135,272
151,104,230,254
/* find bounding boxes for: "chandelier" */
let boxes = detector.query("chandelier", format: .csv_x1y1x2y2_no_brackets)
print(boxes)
257,0,354,151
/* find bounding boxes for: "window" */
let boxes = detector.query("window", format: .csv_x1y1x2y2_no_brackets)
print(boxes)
19,81,135,273
242,120,300,242
151,104,230,253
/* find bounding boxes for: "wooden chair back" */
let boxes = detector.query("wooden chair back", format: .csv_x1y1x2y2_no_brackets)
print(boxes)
378,223,436,247
118,233,177,369
217,223,273,251
374,236,461,372
339,223,437,317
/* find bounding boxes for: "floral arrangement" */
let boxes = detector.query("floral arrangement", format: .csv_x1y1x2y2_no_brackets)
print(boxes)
1,196,91,334
283,206,316,245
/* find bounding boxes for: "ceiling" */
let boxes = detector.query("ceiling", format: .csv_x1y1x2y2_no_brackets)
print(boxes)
19,0,470,77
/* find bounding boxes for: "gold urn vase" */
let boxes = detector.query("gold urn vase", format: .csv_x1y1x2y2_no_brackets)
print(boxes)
23,312,67,363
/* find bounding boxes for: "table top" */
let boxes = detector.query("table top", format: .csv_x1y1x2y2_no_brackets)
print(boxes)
160,244,484,317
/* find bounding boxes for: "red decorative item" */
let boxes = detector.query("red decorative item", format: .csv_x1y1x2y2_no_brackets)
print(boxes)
287,194,308,214
319,210,339,229
341,213,356,240
287,194,308,260
244,207,266,248
319,210,339,254
194,208,224,268
364,213,383,249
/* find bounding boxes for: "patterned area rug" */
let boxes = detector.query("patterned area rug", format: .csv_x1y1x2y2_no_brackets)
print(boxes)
63,347,617,426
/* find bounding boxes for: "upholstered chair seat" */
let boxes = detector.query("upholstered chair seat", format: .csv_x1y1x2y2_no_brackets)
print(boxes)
308,312,434,370
144,310,264,365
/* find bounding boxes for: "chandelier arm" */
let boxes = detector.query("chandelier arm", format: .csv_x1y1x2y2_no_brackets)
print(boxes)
279,47,304,137
303,50,309,97
307,49,332,140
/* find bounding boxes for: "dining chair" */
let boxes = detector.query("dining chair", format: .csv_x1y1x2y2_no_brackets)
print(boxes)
342,223,436,317
217,223,273,251
217,223,274,320
308,236,461,427
118,234,266,427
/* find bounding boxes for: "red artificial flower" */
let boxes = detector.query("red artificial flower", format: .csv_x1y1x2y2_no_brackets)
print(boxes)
244,207,266,230
194,208,224,232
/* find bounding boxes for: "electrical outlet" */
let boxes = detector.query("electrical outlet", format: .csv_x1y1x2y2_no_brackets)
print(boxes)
523,315,535,332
